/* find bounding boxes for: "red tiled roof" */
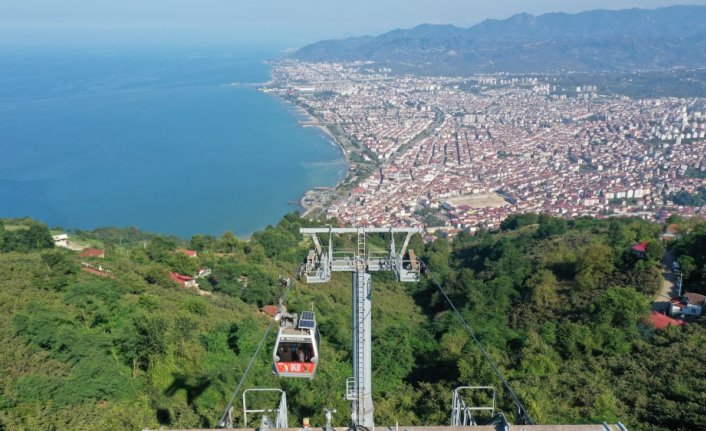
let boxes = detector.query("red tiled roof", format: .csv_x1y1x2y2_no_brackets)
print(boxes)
648,311,686,330
80,248,104,257
170,272,193,285
176,249,197,257
261,305,278,318
631,241,648,253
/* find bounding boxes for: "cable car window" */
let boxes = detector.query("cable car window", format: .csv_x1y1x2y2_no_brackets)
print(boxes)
276,342,314,363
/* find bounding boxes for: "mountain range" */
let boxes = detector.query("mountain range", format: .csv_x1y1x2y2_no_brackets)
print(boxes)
294,5,706,74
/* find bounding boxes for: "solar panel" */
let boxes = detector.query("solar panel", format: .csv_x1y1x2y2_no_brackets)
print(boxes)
299,311,316,329
299,320,316,329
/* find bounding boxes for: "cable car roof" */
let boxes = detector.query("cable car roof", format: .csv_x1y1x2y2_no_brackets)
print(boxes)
298,311,316,330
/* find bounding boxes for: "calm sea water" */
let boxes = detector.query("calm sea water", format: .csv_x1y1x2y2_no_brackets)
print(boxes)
0,49,347,238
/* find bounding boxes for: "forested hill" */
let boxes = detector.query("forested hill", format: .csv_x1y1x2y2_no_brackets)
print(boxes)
294,5,706,74
0,214,705,430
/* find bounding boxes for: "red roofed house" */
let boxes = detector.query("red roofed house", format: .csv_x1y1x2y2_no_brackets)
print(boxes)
351,187,367,204
631,241,648,258
261,305,279,319
170,272,198,289
80,248,105,258
648,311,686,330
661,224,682,242
176,249,198,258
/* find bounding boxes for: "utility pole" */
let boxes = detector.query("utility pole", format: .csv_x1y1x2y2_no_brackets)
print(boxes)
299,227,421,429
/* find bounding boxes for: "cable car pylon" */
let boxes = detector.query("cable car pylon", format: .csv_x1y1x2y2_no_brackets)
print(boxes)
299,226,422,430
161,227,632,431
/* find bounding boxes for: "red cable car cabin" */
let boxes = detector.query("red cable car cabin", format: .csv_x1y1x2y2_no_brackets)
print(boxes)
272,310,319,378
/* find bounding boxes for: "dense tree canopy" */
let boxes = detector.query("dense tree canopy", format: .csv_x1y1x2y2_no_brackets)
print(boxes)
0,214,704,431
1,219,54,253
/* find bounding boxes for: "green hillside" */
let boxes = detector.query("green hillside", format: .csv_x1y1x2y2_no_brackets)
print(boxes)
0,214,704,430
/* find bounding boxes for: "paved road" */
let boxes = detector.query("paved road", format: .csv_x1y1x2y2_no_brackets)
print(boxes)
652,250,678,312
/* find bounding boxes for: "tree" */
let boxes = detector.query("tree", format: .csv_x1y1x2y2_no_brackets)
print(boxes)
593,286,648,331
666,214,683,225
556,322,594,360
535,215,567,238
677,255,697,280
167,252,199,276
526,269,560,308
607,220,631,249
118,315,167,376
500,213,538,231
645,239,665,261
217,231,238,253
0,222,53,252
142,263,172,288
190,234,216,252
41,249,78,275
145,237,177,262
26,223,54,250
576,243,614,291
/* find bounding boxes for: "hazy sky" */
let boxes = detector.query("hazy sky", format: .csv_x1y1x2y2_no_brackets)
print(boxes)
2,0,706,50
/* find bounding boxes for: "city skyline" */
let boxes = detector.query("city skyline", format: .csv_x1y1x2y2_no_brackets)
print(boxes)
269,60,706,231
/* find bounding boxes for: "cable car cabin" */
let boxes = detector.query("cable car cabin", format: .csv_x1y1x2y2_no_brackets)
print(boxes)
273,310,319,378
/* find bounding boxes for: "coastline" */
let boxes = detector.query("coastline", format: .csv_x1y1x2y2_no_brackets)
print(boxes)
283,102,350,165
303,124,351,165
5,52,348,239
267,94,353,216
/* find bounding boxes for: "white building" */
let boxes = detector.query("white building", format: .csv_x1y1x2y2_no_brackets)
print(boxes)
52,234,69,248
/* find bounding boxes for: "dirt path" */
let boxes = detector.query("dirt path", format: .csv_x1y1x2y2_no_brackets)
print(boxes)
652,250,677,312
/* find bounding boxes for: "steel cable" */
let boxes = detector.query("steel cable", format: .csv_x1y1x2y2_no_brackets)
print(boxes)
419,259,534,425
217,280,294,428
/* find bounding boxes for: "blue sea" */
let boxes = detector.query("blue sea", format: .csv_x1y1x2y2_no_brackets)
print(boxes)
0,48,347,238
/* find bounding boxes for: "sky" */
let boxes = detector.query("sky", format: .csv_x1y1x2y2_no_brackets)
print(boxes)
1,0,706,50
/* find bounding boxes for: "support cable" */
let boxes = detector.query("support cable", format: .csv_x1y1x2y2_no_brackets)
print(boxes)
419,259,534,425
217,281,294,428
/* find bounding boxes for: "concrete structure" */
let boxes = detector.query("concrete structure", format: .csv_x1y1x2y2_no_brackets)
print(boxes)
52,234,69,248
669,292,706,317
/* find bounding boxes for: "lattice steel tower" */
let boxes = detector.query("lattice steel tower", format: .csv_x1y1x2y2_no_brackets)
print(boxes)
299,227,421,429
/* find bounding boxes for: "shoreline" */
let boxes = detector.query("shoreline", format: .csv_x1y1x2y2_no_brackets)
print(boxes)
302,123,351,165
268,95,353,217
277,99,351,167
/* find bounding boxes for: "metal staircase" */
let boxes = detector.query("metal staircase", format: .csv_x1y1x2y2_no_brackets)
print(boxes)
357,227,366,261
351,227,370,425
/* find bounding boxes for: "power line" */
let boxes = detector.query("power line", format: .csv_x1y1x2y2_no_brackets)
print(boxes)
216,280,294,428
419,259,534,425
